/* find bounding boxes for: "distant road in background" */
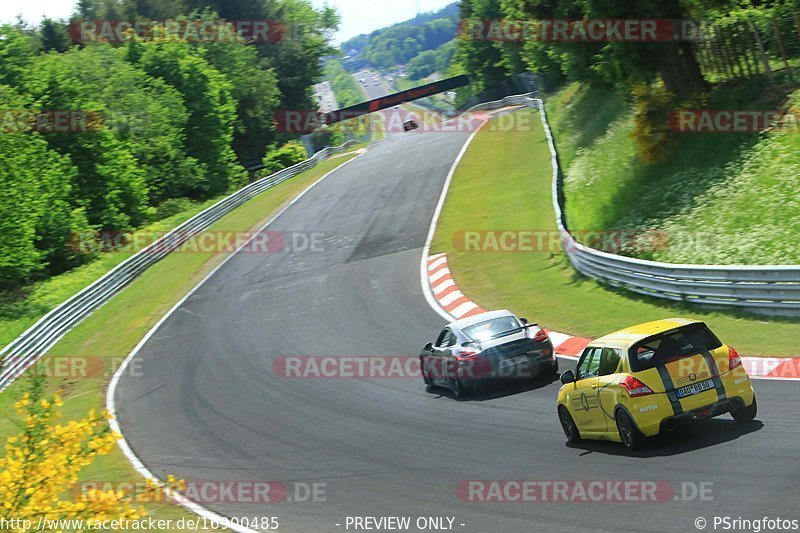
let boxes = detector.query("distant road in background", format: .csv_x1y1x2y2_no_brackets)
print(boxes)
353,68,389,100
350,68,423,138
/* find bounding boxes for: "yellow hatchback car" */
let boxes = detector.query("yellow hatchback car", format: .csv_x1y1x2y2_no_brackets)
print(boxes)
556,318,756,450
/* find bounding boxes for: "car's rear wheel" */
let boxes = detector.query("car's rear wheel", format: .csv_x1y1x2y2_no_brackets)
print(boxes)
450,376,472,399
616,409,646,451
558,405,581,443
730,397,757,423
548,361,560,381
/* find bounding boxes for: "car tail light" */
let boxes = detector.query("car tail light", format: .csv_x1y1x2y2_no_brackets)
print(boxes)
728,346,742,370
620,376,654,397
533,328,549,343
457,343,481,363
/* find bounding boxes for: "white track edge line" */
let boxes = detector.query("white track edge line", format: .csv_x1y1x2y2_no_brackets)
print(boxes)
419,125,486,322
417,102,798,380
107,153,366,533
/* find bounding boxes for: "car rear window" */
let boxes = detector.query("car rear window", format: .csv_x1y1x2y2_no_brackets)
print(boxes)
629,323,722,372
462,316,522,342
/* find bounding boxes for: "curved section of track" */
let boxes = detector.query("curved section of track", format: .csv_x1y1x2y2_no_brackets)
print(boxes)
116,120,797,533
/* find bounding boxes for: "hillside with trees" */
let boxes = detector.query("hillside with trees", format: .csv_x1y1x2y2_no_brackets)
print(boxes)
342,3,458,70
0,0,338,289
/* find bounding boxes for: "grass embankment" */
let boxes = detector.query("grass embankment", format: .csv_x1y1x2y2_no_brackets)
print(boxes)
431,108,800,356
548,80,800,265
0,154,358,524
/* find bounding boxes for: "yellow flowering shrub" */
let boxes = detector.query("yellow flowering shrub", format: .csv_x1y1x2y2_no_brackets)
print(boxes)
0,378,181,531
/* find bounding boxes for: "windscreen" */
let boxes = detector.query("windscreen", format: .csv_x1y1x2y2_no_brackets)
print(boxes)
462,316,522,342
629,323,722,372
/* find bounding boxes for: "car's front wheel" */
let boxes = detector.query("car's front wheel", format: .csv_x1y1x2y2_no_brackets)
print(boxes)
730,397,757,423
422,358,433,388
558,405,581,443
616,409,646,451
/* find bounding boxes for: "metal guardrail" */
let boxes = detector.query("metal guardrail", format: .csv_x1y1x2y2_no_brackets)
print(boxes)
464,94,800,317
0,140,358,391
2,93,799,391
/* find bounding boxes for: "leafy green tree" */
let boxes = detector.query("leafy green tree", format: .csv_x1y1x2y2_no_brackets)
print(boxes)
121,0,188,18
455,0,518,93
196,18,282,166
261,140,307,174
408,50,439,80
22,46,153,229
0,0,340,289
130,36,245,196
75,0,100,18
0,25,36,87
408,40,457,80
265,0,339,110
39,19,71,53
497,0,706,96
0,85,90,286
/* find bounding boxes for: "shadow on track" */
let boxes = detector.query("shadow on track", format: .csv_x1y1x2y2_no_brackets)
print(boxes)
565,419,764,458
426,374,560,402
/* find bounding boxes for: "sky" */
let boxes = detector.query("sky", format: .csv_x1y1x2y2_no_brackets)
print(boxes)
0,0,76,25
0,0,458,43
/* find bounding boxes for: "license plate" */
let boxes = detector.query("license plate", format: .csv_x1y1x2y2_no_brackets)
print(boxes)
676,379,714,399
498,355,529,369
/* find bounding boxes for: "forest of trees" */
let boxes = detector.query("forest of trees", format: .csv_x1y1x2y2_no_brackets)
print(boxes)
407,40,457,80
0,0,338,289
455,0,798,97
342,3,459,70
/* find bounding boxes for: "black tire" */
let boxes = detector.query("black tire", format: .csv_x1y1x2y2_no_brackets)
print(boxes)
549,362,560,381
616,409,646,451
422,358,432,387
730,397,757,423
558,405,581,443
450,376,472,399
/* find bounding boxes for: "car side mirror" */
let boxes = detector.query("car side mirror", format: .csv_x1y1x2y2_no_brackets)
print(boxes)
424,342,433,351
560,370,576,384
520,317,529,325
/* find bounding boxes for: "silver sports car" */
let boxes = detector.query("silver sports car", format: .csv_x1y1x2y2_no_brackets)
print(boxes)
420,310,557,398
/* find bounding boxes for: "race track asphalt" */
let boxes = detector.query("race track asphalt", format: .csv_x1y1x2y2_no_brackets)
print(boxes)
115,120,798,533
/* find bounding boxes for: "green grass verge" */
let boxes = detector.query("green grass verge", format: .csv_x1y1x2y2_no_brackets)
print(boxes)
548,80,800,265
0,154,358,526
431,108,800,357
